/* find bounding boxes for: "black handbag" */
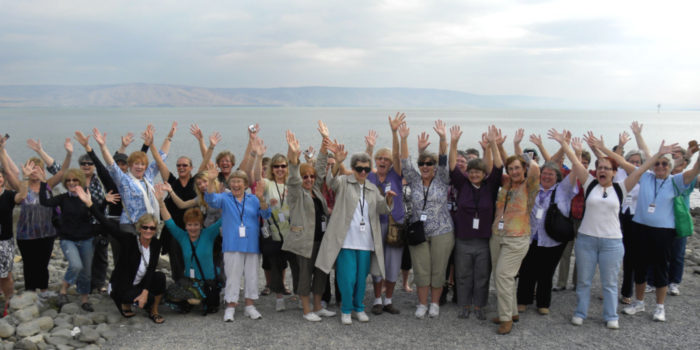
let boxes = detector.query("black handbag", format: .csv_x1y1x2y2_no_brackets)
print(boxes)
189,240,221,315
544,188,575,243
405,220,426,246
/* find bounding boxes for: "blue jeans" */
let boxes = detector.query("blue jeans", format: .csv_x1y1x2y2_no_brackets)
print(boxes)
574,233,623,322
60,238,94,295
336,249,371,314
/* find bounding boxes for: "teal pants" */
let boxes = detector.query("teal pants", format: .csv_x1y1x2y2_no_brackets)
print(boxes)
336,249,371,314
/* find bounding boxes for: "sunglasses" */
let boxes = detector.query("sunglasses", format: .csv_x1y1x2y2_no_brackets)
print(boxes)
79,162,94,166
65,178,80,183
141,225,157,231
273,164,288,169
176,163,190,168
302,174,315,180
418,161,435,167
354,166,371,174
654,161,669,167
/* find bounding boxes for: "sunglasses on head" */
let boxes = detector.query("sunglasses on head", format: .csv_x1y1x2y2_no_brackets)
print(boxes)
655,161,669,167
141,225,157,231
79,161,93,166
354,166,371,174
273,164,288,169
418,161,435,167
302,174,315,180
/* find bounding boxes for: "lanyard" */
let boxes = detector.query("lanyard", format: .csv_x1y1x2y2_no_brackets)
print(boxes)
422,179,433,211
274,182,286,207
470,184,481,219
234,195,247,223
358,184,366,220
652,177,667,204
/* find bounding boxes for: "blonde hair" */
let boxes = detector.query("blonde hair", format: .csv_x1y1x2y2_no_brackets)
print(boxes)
63,168,87,188
193,172,210,209
135,214,158,234
266,154,288,181
227,170,249,187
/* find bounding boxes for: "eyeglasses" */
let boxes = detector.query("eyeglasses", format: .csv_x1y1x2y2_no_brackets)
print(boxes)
417,161,435,167
654,161,669,167
302,174,315,180
354,166,371,174
375,156,391,162
141,225,157,231
597,166,613,171
273,164,288,169
176,163,190,168
79,162,94,166
65,178,80,183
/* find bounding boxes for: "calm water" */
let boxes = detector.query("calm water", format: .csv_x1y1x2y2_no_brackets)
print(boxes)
2,107,699,204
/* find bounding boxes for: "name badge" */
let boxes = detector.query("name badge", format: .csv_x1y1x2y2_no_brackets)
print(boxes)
472,218,480,229
277,212,286,222
321,218,327,232
498,220,504,230
385,185,392,193
625,196,633,205
239,224,246,237
535,208,544,219
420,214,427,222
189,268,195,279
360,222,366,232
648,204,656,214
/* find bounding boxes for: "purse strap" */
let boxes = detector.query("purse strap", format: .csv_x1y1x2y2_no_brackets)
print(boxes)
188,239,211,281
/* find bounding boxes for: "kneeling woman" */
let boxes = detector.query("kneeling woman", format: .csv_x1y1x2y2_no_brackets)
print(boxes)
76,187,166,324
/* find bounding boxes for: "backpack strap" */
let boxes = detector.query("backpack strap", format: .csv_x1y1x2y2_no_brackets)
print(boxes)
584,179,599,200
612,182,623,207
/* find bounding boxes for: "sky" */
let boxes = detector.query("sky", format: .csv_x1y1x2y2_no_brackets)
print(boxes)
1,0,700,106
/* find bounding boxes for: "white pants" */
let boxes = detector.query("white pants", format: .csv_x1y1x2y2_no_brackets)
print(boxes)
223,252,260,304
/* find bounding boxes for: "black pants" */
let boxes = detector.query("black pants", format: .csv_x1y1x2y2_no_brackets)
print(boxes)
517,241,566,308
111,271,166,312
401,245,412,270
161,226,185,282
631,222,676,287
322,270,341,305
17,236,56,291
620,211,636,298
91,222,121,291
269,251,299,294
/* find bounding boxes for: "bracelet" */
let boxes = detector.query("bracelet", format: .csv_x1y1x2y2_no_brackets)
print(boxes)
167,137,173,141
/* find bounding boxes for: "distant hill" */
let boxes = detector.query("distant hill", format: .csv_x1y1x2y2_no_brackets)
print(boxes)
0,83,572,108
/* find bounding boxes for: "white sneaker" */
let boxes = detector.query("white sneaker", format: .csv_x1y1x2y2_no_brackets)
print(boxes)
571,316,583,326
223,307,235,322
645,285,655,293
303,312,322,322
341,313,352,325
428,303,440,318
668,283,680,296
353,311,370,322
275,298,286,312
316,308,336,317
415,304,428,319
244,305,262,320
653,306,666,322
38,290,58,299
321,300,328,309
606,320,619,329
622,300,645,315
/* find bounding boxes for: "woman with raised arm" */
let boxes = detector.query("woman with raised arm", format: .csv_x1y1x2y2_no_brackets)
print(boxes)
0,142,32,315
450,125,503,321
76,186,166,323
93,125,166,232
10,138,71,297
489,129,540,335
315,139,395,325
548,128,676,330
400,120,454,319
280,130,336,322
204,169,270,322
368,112,406,316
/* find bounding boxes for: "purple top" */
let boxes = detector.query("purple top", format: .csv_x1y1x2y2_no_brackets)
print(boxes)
450,166,503,239
368,167,405,224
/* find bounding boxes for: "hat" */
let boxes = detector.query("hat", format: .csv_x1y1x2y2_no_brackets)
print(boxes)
114,153,128,164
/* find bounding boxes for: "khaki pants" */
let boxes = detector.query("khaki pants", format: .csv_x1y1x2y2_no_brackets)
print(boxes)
409,232,455,288
490,234,530,322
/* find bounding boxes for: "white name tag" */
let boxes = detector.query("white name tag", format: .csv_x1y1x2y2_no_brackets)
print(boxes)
239,224,246,237
321,220,327,232
385,185,392,193
625,196,633,205
189,268,195,279
360,222,366,232
648,204,656,214
535,208,544,219
472,218,480,229
277,212,286,222
498,220,504,230
420,214,427,222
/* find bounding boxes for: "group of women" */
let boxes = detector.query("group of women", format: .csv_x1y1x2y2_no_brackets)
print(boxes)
0,116,696,334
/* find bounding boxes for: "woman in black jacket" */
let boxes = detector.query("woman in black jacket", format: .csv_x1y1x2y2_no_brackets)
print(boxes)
76,186,166,324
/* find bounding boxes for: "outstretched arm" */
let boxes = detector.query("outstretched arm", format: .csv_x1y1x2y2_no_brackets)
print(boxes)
448,125,462,171
530,134,551,162
513,128,524,158
625,142,677,191
434,120,448,156
630,121,651,160
26,139,56,170
47,138,73,188
190,124,208,158
548,129,589,184
388,112,405,175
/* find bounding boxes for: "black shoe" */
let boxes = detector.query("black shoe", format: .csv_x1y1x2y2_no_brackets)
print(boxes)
57,294,69,307
371,304,384,315
458,307,470,319
81,302,95,312
552,286,566,292
439,288,448,306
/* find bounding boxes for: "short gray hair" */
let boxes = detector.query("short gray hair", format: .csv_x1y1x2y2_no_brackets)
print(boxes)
540,161,562,182
624,149,646,163
350,153,372,168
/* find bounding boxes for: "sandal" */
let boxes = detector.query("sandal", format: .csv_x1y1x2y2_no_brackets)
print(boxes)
149,313,165,324
120,305,136,318
620,297,632,305
261,286,271,296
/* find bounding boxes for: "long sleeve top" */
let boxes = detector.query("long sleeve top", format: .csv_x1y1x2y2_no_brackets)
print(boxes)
38,182,93,241
107,150,166,224
204,192,271,253
164,218,222,280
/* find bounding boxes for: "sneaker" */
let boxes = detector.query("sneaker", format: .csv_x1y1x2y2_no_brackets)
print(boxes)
321,300,328,309
606,320,619,329
653,306,666,322
428,303,440,318
571,316,583,326
352,311,369,322
537,308,550,315
382,304,400,315
371,304,384,315
316,308,336,317
668,283,680,296
341,313,352,325
223,307,235,322
645,285,655,293
622,300,645,315
458,307,470,319
303,312,321,322
244,305,262,320
275,298,286,312
474,308,486,321
415,304,428,319
552,286,566,292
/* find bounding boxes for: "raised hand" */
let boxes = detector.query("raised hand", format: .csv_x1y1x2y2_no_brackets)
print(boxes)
304,146,315,161
494,127,506,145
630,121,643,134
418,132,431,152
74,131,90,148
486,125,499,143
141,125,155,146
21,160,35,178
529,134,543,147
335,143,348,164
389,112,406,131
433,120,446,139
253,137,267,156
584,131,605,149
286,130,301,159
74,186,92,206
93,128,107,146
154,183,167,201
365,130,377,148
658,140,679,155
619,131,631,146
571,137,583,153
254,180,265,200
190,124,203,140
121,132,134,149
317,120,330,139
513,128,524,145
449,125,462,143
398,122,410,139
248,123,260,138
167,122,177,139
478,133,488,150
105,190,121,204
547,128,567,144
209,132,222,147
26,139,43,153
205,162,218,180
64,138,73,153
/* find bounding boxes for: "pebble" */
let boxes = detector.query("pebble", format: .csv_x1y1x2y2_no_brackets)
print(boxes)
90,312,107,324
72,314,93,326
49,329,72,340
44,336,68,347
78,327,100,343
59,303,80,315
0,320,14,339
9,293,38,312
40,309,58,319
34,317,54,332
24,334,43,344
13,339,38,350
16,320,40,338
14,305,40,323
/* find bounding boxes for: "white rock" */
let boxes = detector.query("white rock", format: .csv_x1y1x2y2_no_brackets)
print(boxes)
49,329,72,339
13,305,39,323
78,327,100,343
9,293,37,312
34,317,54,332
72,314,92,326
24,334,43,344
0,320,15,338
59,303,80,315
15,321,40,338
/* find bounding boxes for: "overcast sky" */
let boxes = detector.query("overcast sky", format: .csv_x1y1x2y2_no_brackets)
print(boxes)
2,0,699,106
